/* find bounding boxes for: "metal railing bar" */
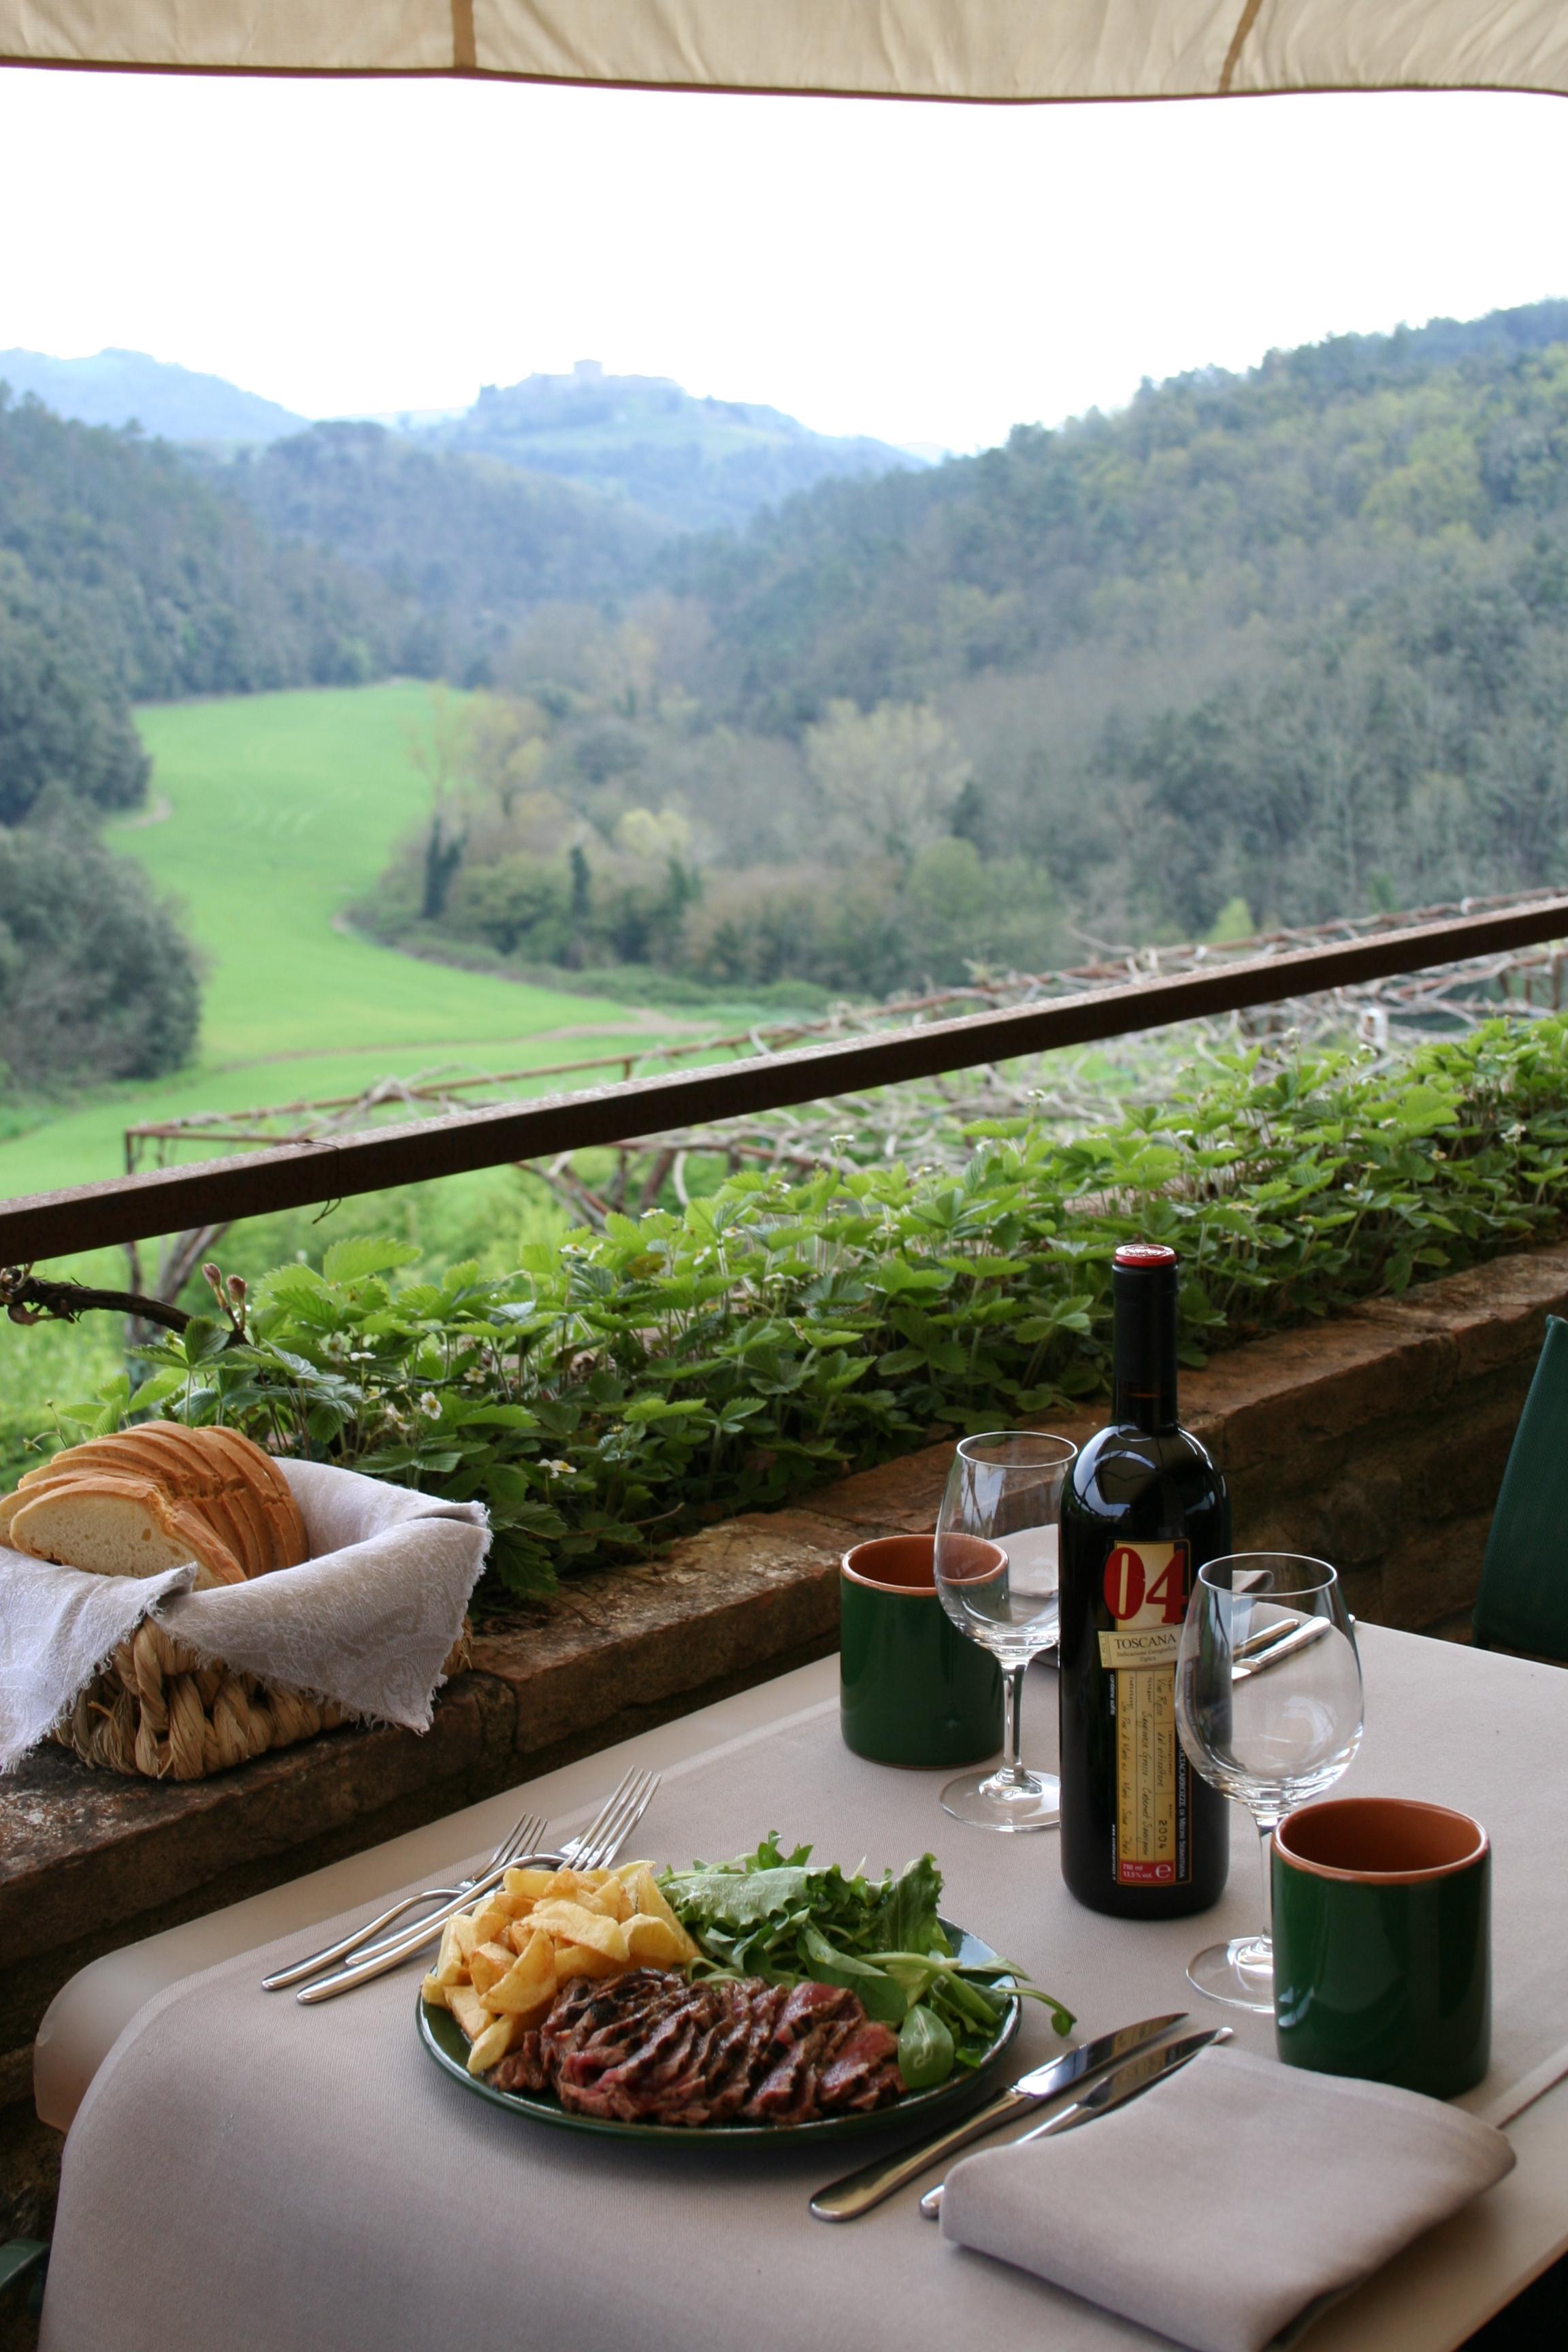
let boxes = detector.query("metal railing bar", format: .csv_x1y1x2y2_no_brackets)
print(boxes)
3,892,1567,1267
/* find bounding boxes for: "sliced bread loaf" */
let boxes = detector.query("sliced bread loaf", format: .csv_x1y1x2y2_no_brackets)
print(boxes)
197,1426,308,1569
7,1476,246,1590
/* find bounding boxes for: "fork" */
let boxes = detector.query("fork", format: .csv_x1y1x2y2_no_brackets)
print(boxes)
316,1769,657,1982
293,1766,662,2005
261,1809,549,1993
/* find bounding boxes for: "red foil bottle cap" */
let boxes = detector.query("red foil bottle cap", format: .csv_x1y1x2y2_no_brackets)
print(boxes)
1113,1243,1179,1271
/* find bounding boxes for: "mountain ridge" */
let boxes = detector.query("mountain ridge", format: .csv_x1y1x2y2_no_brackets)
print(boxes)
0,346,921,533
413,359,921,530
0,346,308,444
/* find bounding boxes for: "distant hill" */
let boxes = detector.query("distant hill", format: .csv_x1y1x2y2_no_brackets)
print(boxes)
0,348,308,445
413,361,922,532
212,421,668,680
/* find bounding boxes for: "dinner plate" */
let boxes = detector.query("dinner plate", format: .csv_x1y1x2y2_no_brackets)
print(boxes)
417,1918,1021,2145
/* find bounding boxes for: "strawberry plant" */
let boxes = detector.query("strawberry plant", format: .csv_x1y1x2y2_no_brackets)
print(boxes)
43,1016,1568,1602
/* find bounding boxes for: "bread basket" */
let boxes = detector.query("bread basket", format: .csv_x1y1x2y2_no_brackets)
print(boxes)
54,1617,474,1781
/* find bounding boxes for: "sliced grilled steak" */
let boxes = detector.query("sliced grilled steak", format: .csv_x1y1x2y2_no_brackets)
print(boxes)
486,1969,906,2125
817,2021,904,2110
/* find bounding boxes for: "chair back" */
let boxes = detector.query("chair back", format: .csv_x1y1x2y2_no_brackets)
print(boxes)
1473,1313,1568,1660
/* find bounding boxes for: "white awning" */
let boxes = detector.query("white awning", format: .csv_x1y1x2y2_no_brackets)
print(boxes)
1,1,1566,103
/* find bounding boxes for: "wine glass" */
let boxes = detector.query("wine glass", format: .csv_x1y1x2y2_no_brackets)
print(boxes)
1175,1552,1363,2011
934,1432,1077,1831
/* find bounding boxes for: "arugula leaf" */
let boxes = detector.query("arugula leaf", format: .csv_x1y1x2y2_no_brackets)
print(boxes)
875,1853,946,1955
898,2005,955,2091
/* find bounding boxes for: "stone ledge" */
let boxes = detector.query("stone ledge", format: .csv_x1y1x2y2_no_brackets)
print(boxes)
3,1239,1565,2100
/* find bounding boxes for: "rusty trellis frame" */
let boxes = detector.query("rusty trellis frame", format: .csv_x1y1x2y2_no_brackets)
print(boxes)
3,891,1567,1267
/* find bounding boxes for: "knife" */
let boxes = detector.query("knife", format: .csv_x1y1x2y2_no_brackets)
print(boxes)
1231,1615,1303,1666
1232,1616,1330,1680
807,2011,1187,2223
918,2024,1232,2219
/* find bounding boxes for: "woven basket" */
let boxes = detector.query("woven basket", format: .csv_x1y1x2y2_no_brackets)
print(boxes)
54,1617,473,1782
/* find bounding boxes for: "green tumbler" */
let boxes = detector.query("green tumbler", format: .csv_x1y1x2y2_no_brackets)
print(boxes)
840,1535,1004,1767
1273,1797,1491,2099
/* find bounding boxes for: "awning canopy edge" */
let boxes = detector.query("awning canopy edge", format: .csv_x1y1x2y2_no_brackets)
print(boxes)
3,1,1567,102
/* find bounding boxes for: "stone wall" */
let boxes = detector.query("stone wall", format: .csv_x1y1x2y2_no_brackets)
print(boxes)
3,1238,1565,2275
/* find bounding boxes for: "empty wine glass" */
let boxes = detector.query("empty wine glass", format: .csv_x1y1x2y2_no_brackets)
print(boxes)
1175,1552,1363,2011
934,1432,1077,1832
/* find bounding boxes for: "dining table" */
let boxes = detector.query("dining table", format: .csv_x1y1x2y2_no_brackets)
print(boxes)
31,1622,1568,2352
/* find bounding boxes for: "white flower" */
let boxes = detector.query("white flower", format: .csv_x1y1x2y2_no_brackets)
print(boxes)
419,1392,442,1420
542,1457,576,1477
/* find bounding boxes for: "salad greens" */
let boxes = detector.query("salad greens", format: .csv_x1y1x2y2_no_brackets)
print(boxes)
658,1834,1073,2091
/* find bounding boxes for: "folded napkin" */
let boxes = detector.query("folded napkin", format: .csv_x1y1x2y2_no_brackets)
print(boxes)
0,1458,489,1769
940,2047,1514,2352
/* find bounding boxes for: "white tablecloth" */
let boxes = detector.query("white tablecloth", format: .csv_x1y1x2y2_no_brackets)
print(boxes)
38,1629,1568,2352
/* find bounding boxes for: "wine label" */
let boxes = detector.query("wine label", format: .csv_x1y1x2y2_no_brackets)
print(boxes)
1099,1540,1190,1888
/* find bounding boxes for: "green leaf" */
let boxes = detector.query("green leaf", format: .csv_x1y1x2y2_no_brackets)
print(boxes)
322,1237,423,1285
259,1263,332,1307
898,2004,956,2089
181,1317,228,1367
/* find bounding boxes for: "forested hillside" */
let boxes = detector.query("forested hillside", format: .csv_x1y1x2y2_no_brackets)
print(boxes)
662,301,1568,936
367,301,1568,992
0,390,408,706
213,421,666,681
0,391,395,1094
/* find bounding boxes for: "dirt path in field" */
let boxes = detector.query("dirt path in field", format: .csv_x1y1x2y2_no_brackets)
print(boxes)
117,794,174,830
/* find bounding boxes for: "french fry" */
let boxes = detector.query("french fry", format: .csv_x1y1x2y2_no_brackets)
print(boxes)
527,1900,630,1963
487,1889,533,1924
470,1939,520,2001
467,2013,519,2076
451,1912,482,1962
553,1940,623,1987
485,1929,557,2019
501,1866,559,1904
625,1912,687,1967
621,1865,703,1963
466,1896,512,1948
431,1916,470,1988
551,1868,612,1903
421,1972,450,2010
448,1983,497,2042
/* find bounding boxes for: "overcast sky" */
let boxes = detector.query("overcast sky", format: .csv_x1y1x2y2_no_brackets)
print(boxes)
1,69,1565,453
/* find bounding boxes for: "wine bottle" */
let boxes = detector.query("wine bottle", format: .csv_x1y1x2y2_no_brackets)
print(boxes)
1058,1242,1230,1918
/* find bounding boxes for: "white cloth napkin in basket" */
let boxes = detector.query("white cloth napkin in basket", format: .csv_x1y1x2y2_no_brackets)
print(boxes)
0,1458,489,1769
939,2046,1515,2352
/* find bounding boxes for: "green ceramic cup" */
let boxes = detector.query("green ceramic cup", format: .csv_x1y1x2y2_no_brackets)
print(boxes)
840,1535,1005,1767
1273,1797,1491,2098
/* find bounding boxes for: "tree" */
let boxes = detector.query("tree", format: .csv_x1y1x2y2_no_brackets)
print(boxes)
804,700,972,869
0,555,149,823
466,691,549,818
404,688,470,921
0,823,199,1090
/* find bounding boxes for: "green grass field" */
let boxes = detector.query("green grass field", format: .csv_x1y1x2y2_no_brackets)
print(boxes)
0,683,715,1457
0,683,683,1200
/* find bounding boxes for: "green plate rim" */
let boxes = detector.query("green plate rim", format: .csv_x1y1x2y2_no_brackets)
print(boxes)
416,1916,1021,2146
